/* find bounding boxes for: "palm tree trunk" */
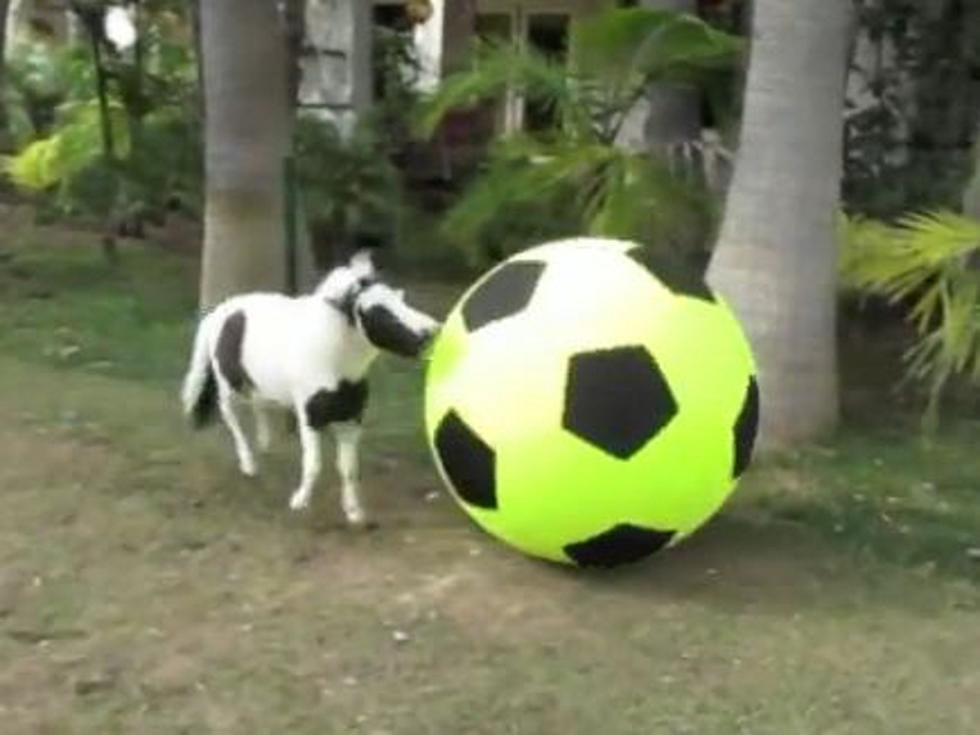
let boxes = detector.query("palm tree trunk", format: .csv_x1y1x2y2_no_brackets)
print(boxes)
199,0,291,309
707,0,852,449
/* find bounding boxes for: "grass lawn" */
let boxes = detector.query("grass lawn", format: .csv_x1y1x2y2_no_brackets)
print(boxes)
0,221,978,734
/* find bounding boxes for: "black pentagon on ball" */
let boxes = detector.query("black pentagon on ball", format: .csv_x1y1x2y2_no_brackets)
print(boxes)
562,346,678,459
732,376,760,478
627,246,715,303
564,524,676,567
433,410,497,509
461,260,546,332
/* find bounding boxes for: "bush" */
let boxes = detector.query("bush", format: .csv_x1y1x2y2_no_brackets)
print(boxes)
416,7,741,266
1,6,201,234
292,115,405,267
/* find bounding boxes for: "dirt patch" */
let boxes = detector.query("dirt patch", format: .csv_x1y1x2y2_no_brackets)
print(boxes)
0,359,977,734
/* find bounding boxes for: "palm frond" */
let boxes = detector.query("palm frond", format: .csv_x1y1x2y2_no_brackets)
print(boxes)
292,116,404,242
587,150,713,249
840,210,980,427
416,40,579,138
442,135,612,244
572,8,742,87
444,135,712,260
416,5,737,264
844,211,980,291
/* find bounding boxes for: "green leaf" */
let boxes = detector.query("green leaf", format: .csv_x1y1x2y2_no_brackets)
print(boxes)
416,39,578,138
4,100,131,192
5,139,62,189
572,8,742,87
839,210,980,427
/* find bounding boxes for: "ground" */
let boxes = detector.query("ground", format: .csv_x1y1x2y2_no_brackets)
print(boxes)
0,220,978,734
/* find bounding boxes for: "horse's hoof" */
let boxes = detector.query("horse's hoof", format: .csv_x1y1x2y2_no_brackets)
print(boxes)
347,517,378,532
289,491,311,511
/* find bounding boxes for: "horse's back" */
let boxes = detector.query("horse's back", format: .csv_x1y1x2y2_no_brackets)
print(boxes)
204,291,375,406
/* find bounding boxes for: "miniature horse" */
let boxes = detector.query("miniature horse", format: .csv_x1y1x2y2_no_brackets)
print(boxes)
181,251,440,525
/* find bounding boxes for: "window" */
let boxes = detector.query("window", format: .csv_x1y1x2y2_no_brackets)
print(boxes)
474,5,573,133
475,12,514,43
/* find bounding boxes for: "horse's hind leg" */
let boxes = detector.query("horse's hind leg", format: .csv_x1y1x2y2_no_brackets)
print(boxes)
218,383,258,477
252,401,273,453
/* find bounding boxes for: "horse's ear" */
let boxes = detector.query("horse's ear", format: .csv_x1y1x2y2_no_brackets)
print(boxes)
349,249,375,278
328,230,386,273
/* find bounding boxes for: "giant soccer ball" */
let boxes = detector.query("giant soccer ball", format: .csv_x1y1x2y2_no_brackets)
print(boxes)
424,238,759,568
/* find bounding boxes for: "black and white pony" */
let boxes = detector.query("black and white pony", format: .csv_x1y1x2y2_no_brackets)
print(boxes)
180,250,440,525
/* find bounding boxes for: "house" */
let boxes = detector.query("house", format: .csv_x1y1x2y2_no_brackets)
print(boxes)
294,0,741,197
299,0,611,135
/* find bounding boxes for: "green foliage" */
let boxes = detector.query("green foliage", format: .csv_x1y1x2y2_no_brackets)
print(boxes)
570,7,742,87
841,210,980,428
371,24,425,154
845,0,980,218
3,42,97,147
417,7,740,264
441,132,710,260
417,41,580,141
2,5,201,225
293,115,405,261
4,101,130,190
291,25,432,265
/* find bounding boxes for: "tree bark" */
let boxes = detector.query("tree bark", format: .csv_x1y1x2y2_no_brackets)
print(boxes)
199,0,291,309
706,0,851,449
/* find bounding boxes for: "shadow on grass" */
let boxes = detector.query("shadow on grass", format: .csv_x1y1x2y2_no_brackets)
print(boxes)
29,362,980,598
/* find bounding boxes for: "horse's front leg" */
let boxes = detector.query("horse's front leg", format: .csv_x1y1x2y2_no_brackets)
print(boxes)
332,422,366,527
289,406,322,511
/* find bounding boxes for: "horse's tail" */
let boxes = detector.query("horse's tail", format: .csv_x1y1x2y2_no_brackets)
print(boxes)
181,313,218,428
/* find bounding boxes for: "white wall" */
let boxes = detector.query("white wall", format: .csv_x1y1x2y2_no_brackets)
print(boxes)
412,0,445,92
299,0,373,134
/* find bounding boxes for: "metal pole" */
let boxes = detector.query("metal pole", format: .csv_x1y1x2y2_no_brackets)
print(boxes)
283,154,298,295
